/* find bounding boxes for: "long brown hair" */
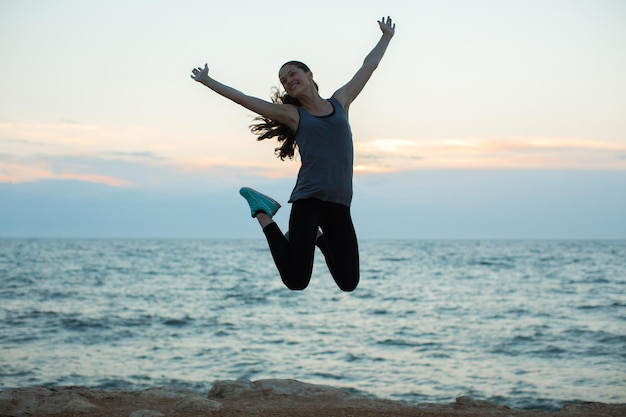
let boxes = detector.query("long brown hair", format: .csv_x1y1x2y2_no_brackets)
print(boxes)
249,61,315,160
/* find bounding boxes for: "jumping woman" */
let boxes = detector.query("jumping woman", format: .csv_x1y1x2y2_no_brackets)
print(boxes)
191,16,395,291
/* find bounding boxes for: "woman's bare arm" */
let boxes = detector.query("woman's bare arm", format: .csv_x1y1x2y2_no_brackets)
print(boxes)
333,17,396,111
191,64,298,131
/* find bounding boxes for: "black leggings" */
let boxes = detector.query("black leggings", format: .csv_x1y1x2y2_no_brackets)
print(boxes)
262,198,359,292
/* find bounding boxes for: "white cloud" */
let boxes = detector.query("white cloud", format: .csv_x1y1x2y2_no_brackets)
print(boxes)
354,137,626,171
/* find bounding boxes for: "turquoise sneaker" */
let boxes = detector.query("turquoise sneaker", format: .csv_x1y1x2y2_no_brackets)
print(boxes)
239,187,281,218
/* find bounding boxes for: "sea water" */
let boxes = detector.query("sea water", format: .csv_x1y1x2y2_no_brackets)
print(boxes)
1,239,625,410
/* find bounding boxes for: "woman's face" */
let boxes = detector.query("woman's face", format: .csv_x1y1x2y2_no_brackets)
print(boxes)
279,64,312,97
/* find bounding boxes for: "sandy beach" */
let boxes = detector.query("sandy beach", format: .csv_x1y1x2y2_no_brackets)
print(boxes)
1,379,624,417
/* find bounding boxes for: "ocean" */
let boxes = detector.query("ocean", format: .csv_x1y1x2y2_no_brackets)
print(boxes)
1,239,625,410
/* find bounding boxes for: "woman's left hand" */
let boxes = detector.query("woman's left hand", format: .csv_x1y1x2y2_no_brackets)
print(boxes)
191,63,210,83
378,16,395,37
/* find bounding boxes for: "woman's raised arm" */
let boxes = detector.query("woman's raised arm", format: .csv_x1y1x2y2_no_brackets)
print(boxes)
191,64,299,132
333,17,396,110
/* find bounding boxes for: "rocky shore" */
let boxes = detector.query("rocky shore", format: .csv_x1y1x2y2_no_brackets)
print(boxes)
1,379,624,417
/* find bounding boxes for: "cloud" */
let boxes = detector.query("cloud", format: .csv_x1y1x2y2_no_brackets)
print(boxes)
2,120,625,189
0,120,298,186
0,150,297,195
103,151,166,161
354,137,626,171
172,157,298,178
0,157,130,187
2,138,46,146
55,173,129,187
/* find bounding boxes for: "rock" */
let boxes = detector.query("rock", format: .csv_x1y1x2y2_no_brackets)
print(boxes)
2,382,625,417
0,386,98,416
138,386,200,400
561,401,626,415
208,378,355,402
174,394,221,412
455,395,508,409
208,379,255,400
129,410,164,417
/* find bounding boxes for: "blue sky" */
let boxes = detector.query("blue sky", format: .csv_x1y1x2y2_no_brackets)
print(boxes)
1,0,625,238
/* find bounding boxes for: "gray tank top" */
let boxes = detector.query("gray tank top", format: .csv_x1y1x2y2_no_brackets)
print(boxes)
288,96,353,206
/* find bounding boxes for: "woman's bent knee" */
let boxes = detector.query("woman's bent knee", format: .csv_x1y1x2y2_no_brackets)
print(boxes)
282,275,311,291
285,283,309,291
337,277,359,292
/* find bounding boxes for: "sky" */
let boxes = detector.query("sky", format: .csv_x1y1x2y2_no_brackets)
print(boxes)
1,0,625,239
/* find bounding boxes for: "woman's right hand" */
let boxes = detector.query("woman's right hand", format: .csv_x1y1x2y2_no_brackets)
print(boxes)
191,63,210,83
378,16,395,38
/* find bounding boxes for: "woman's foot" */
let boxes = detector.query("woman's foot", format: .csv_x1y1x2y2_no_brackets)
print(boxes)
239,187,281,218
